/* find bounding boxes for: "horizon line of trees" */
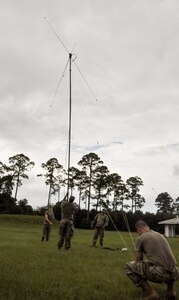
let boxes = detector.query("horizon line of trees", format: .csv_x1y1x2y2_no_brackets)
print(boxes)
0,153,179,219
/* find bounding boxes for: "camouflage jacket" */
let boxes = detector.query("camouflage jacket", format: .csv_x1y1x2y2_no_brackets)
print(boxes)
92,212,109,228
61,200,76,220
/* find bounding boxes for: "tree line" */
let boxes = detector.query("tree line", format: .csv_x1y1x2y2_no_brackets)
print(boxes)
0,153,179,224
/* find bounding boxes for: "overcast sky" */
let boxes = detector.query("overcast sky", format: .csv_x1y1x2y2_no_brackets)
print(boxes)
1,0,179,212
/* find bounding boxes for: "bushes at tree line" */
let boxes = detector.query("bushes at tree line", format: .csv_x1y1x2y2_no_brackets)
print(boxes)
51,203,178,233
0,196,178,233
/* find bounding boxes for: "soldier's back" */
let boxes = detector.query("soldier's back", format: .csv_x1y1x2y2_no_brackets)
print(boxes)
61,201,75,219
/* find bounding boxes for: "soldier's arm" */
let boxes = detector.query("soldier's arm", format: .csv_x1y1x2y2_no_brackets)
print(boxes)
136,251,143,261
102,215,109,228
91,215,97,228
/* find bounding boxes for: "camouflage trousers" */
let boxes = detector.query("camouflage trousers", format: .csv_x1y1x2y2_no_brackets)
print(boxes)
58,219,74,249
125,261,179,287
42,223,51,241
93,227,105,246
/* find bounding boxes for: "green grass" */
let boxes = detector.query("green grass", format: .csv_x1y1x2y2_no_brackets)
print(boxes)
0,215,178,300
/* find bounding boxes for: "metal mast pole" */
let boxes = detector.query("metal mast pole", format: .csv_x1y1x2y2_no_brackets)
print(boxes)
67,53,72,200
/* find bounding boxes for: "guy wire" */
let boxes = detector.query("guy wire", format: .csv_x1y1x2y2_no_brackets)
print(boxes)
74,61,98,101
44,17,69,54
50,58,69,107
105,209,135,260
122,210,136,250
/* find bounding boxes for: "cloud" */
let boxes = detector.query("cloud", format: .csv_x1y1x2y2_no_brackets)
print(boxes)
138,143,179,156
1,0,179,211
173,165,179,177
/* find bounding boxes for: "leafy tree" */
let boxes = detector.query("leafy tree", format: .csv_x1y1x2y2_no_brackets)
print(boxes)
173,197,179,214
0,193,17,213
0,161,16,213
116,183,130,211
134,194,145,211
126,176,144,212
65,167,80,196
0,175,14,195
78,153,103,221
51,172,65,202
106,173,122,210
155,192,174,214
18,198,33,214
8,154,35,200
106,173,129,211
0,161,6,176
73,169,88,208
93,165,109,210
0,162,14,195
38,158,63,207
33,206,47,216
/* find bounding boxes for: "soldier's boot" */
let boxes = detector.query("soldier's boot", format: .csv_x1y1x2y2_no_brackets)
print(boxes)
92,241,96,247
65,240,71,250
57,242,63,249
141,282,160,300
65,244,70,250
166,281,176,300
41,237,44,242
100,241,103,247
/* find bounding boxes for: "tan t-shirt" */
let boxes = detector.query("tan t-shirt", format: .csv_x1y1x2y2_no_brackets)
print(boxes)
136,230,177,272
44,210,54,224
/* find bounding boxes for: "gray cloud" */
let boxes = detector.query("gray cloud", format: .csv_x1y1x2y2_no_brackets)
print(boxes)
173,165,179,177
138,143,179,156
1,0,179,210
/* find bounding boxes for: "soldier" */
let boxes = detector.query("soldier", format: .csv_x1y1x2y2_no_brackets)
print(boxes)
41,205,54,242
125,220,179,300
57,195,76,250
91,209,109,247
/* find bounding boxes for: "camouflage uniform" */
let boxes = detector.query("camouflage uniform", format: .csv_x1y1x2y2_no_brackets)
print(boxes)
58,198,76,250
92,211,109,247
125,261,179,287
41,209,54,242
125,229,179,288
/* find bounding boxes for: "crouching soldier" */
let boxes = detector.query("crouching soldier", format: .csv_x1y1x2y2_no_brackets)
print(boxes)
57,195,77,250
125,220,179,300
91,209,109,247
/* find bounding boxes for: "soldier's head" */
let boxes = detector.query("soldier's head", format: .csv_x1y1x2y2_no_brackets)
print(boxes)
135,220,150,235
102,209,106,214
69,196,75,203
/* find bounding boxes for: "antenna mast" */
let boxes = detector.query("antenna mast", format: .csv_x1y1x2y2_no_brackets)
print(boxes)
44,18,77,201
67,53,72,200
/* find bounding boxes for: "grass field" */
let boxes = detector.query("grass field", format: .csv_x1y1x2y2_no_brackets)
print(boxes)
0,215,178,300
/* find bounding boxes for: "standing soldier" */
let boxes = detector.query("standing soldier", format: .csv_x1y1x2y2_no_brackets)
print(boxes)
41,205,54,242
57,195,76,250
91,209,109,247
